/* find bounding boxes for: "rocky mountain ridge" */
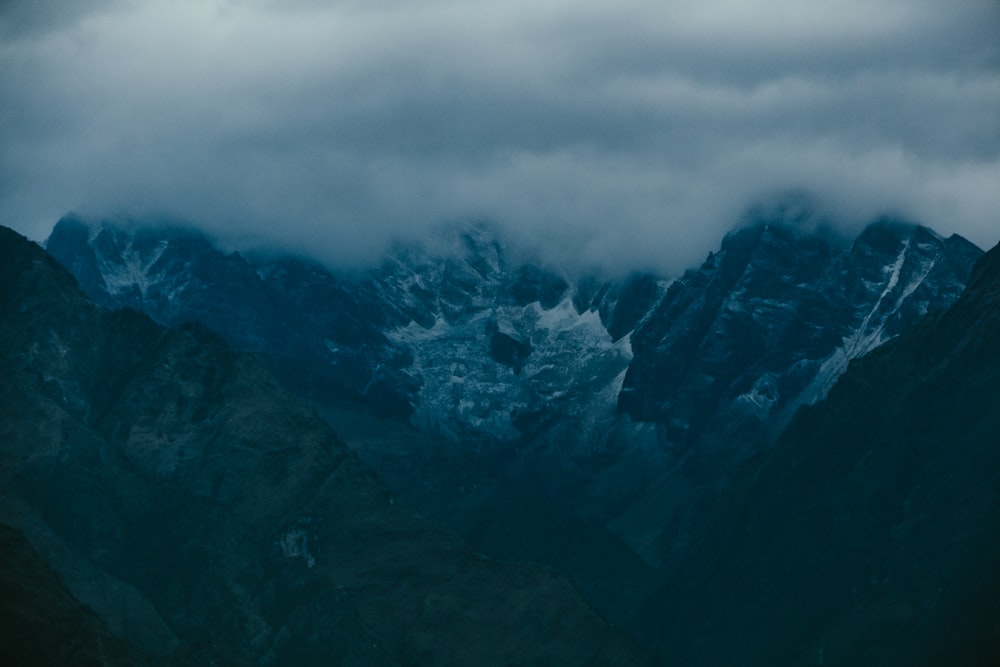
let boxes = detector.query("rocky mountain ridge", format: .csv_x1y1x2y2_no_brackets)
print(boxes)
0,225,649,666
621,219,981,449
47,214,981,456
10,210,998,664
43,212,984,641
638,236,1000,665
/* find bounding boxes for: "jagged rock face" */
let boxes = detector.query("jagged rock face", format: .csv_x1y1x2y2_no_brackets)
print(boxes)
599,221,983,569
45,216,419,414
45,214,983,574
0,226,650,666
637,240,1000,666
37,214,992,662
47,218,645,444
46,215,981,454
45,217,664,627
620,220,983,455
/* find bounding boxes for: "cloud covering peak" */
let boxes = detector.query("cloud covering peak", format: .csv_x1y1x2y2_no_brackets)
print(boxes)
2,0,998,272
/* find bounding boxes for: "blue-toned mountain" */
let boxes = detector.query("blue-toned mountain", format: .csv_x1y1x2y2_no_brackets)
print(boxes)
622,219,981,456
44,212,984,637
636,236,1000,666
0,225,650,666
47,214,980,456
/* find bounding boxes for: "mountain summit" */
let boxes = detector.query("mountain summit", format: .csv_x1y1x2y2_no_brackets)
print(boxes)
621,219,982,452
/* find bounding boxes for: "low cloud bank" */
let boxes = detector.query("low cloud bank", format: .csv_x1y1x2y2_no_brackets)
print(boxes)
2,0,998,273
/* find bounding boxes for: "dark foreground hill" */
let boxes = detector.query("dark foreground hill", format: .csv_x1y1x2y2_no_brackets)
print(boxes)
0,225,649,666
639,239,1000,665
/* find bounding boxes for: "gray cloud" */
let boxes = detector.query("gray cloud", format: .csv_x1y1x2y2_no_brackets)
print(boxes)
1,0,998,273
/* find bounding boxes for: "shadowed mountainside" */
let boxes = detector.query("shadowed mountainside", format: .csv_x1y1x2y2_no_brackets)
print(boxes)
0,225,649,666
43,212,984,650
638,239,1000,665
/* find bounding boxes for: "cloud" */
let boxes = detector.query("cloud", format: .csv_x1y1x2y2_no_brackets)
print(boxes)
1,0,998,273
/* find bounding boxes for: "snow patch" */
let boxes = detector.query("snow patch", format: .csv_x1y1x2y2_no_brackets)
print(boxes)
389,292,633,442
843,239,909,358
776,236,940,430
99,239,169,298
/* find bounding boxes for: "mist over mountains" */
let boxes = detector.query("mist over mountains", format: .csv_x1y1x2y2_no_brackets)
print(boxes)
4,0,998,662
3,1,999,271
15,210,994,664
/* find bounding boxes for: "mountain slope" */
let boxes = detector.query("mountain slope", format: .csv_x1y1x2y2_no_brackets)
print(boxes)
43,212,984,644
637,238,1000,665
621,219,982,452
0,523,157,667
46,214,981,453
0,225,650,666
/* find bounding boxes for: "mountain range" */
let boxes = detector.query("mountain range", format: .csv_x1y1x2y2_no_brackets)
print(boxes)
5,209,997,664
642,230,1000,665
45,214,982,458
45,215,982,570
0,225,648,665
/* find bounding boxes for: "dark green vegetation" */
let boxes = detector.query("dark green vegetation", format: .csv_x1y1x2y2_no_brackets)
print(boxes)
0,226,649,666
642,240,1000,665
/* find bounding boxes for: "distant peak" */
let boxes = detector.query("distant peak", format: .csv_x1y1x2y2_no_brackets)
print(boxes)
863,216,932,236
720,216,845,256
47,214,216,249
852,218,951,260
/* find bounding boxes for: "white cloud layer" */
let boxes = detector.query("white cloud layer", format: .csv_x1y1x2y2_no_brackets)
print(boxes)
2,0,998,272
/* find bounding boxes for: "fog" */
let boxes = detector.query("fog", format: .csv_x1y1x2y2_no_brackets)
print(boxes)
2,0,998,273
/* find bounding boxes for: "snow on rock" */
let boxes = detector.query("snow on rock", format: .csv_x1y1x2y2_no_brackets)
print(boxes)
391,293,632,443
99,239,168,298
47,215,981,456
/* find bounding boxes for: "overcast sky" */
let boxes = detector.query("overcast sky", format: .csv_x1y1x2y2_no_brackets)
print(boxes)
1,0,998,273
